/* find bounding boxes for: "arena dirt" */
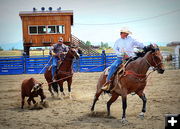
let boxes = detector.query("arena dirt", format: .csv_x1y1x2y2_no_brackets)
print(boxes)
0,70,179,129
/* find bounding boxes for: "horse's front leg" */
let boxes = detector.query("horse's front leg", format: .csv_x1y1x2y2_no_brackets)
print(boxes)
91,89,103,112
59,82,65,99
121,95,128,123
137,92,147,118
48,84,54,97
67,78,72,99
107,92,119,116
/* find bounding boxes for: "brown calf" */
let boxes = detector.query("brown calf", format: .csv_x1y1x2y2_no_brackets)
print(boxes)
21,78,46,109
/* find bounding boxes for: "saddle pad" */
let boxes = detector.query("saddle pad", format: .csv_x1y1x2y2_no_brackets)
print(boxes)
104,67,110,75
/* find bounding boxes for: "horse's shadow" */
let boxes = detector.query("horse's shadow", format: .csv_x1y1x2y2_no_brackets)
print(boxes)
70,111,131,128
88,111,116,119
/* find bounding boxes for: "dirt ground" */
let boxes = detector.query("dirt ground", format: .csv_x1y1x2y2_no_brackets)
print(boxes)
0,70,179,129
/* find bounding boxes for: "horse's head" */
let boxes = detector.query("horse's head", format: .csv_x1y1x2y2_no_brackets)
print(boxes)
67,45,80,59
146,44,165,74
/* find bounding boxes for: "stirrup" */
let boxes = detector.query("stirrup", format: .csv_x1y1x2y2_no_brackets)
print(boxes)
52,76,56,82
101,81,111,91
131,92,136,95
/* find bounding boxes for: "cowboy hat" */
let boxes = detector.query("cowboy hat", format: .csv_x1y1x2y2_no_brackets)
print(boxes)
120,27,132,34
58,37,63,42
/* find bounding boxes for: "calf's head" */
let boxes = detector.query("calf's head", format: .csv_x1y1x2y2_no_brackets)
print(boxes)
33,82,43,91
32,82,46,99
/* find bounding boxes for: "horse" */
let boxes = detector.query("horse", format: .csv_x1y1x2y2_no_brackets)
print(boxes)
91,45,165,123
44,47,80,98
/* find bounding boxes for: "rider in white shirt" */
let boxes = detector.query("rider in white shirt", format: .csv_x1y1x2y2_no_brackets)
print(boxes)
102,27,145,91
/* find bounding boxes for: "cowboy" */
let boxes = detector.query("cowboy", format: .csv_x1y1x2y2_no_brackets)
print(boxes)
102,27,145,91
49,37,69,81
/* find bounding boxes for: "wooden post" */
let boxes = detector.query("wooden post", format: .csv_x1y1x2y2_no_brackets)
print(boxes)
101,50,106,70
24,46,30,56
42,49,45,57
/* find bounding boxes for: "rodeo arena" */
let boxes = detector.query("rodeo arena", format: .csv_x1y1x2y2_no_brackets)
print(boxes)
0,8,179,129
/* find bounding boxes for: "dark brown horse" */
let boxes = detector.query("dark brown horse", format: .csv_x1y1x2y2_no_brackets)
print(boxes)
91,45,165,123
44,47,80,98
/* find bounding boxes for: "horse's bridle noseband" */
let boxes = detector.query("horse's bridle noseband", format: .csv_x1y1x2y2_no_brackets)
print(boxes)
145,52,163,70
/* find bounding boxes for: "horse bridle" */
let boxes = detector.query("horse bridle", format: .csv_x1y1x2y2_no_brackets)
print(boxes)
145,52,163,70
65,48,79,60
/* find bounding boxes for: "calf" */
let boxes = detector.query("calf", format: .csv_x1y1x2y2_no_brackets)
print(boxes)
21,78,46,109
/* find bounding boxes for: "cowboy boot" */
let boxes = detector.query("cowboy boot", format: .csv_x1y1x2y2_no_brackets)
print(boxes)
101,81,111,91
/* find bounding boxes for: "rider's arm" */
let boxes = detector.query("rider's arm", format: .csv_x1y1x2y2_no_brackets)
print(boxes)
49,45,58,56
49,46,53,55
132,38,145,49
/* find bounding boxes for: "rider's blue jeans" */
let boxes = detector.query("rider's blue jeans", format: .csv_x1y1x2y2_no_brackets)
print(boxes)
107,57,122,81
52,56,59,79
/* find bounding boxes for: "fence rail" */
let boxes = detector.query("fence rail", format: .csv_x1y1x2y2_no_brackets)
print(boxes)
0,52,179,75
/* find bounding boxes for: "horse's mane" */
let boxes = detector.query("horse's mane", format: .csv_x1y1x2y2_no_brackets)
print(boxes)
135,44,157,57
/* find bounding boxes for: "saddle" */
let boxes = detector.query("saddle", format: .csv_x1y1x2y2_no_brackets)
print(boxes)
48,60,63,80
48,60,62,72
105,57,135,76
105,57,137,92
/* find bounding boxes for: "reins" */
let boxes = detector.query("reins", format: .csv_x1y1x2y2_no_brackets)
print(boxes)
123,69,155,81
122,52,161,81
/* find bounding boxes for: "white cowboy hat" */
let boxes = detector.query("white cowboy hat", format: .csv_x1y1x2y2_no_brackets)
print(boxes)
120,27,132,34
58,37,63,42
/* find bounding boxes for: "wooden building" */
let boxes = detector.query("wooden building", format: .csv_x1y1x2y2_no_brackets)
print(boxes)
19,7,73,55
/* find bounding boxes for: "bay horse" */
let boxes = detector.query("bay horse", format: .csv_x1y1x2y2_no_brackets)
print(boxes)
91,45,165,122
44,47,80,98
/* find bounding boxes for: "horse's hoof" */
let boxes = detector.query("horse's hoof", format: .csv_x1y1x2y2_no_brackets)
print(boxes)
51,94,55,97
138,112,145,119
69,94,72,99
34,102,38,107
59,96,64,100
91,108,94,112
40,101,49,108
57,93,59,98
121,118,128,124
62,92,65,96
91,110,95,114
